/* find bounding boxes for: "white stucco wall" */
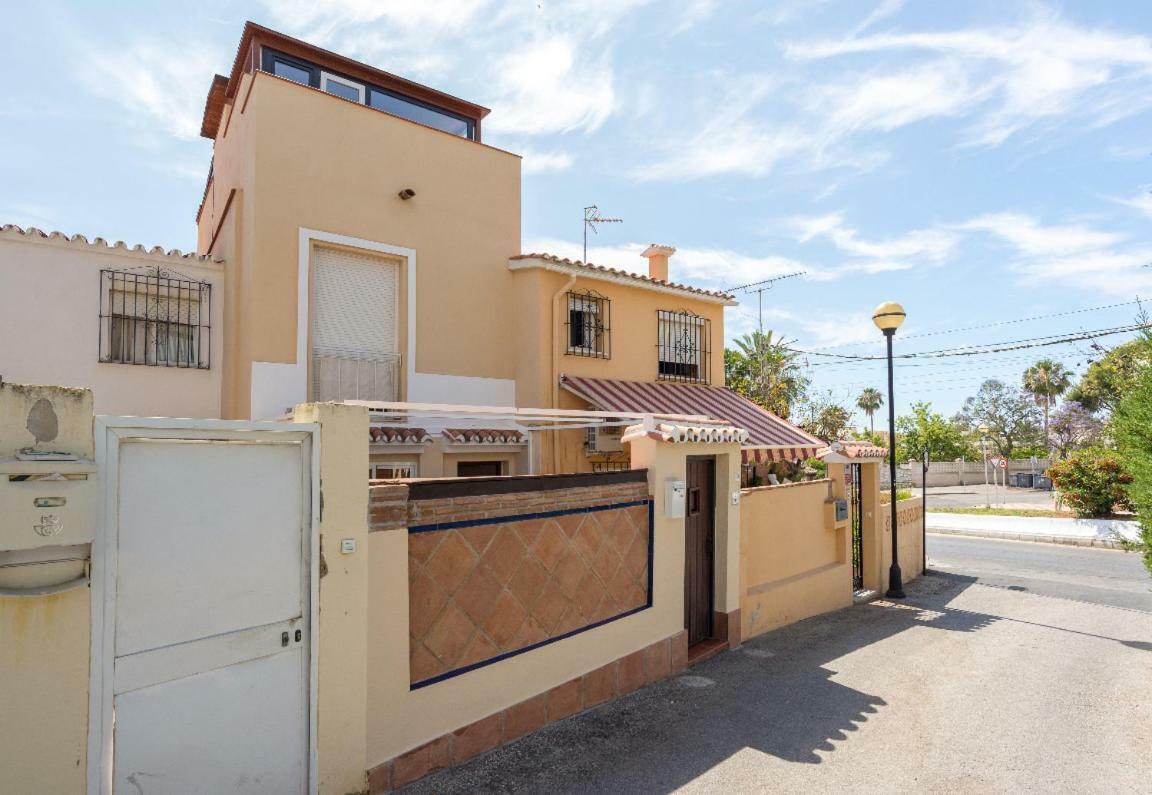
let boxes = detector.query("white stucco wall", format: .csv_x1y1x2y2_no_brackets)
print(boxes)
0,228,224,418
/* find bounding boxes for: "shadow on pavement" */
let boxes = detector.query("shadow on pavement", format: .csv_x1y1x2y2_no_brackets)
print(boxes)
401,573,1002,794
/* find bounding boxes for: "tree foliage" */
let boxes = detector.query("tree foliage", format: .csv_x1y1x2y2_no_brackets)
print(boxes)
724,330,809,419
794,390,853,442
1022,358,1072,450
1066,334,1152,413
1112,365,1152,576
1047,402,1103,459
955,379,1043,458
855,388,884,435
895,402,973,462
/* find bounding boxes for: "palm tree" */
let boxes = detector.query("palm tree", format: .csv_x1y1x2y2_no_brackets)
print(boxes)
729,330,808,419
856,388,884,435
1022,359,1072,452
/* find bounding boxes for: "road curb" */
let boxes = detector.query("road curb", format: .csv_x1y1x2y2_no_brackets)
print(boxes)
927,527,1126,549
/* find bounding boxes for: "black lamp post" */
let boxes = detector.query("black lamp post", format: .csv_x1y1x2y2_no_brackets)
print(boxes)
873,301,907,599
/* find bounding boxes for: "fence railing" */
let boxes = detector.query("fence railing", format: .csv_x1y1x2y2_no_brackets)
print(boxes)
312,351,401,403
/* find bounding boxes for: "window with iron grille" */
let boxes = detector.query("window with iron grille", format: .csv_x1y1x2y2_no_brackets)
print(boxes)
99,268,211,369
657,309,710,383
565,290,610,358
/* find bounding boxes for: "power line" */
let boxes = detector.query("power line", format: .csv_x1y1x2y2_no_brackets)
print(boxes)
801,298,1145,351
790,322,1150,362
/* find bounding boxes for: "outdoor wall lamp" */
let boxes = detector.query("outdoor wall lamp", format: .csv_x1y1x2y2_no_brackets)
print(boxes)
872,301,906,599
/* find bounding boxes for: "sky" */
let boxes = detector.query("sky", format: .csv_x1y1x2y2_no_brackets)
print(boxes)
2,0,1150,427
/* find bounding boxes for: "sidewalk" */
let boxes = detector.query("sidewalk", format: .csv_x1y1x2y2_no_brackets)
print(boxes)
398,573,1152,794
926,512,1141,548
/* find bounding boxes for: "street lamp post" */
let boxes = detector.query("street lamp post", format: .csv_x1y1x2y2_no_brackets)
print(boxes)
873,301,907,599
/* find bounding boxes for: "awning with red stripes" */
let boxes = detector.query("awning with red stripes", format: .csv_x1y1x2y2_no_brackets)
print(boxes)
559,375,825,463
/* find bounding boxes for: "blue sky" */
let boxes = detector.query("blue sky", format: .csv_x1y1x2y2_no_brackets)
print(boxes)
2,0,1150,425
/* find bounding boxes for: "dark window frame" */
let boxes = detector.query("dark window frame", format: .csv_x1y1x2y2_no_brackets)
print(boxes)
259,47,476,140
565,289,611,358
656,309,711,384
99,268,212,370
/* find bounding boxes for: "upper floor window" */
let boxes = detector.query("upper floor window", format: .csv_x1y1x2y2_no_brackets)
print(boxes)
657,310,710,384
99,268,211,369
261,48,477,140
566,290,610,358
321,71,365,103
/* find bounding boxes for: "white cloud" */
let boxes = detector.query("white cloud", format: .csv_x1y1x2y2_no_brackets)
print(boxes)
851,0,906,37
259,0,677,137
959,212,1122,257
787,11,1152,148
78,41,225,141
520,149,575,174
1114,191,1152,219
787,212,959,266
484,37,616,136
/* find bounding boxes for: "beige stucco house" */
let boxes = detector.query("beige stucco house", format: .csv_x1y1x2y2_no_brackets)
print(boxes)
0,226,224,418
0,21,822,477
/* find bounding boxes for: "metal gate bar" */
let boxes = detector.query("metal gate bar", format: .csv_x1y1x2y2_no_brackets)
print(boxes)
851,463,864,590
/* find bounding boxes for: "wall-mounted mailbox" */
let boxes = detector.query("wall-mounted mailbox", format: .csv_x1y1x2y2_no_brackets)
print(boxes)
665,479,686,519
0,458,97,551
835,499,849,522
0,457,97,594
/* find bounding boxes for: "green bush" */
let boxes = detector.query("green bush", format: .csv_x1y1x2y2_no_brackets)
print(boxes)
1112,362,1152,576
1046,451,1133,518
880,488,914,503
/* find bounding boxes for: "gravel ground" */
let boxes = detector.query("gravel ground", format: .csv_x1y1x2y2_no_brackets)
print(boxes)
402,561,1152,794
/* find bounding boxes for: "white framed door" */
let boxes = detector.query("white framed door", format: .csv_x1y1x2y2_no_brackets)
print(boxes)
89,419,320,794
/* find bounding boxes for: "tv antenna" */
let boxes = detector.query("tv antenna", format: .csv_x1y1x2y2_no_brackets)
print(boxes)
727,271,806,334
583,205,623,263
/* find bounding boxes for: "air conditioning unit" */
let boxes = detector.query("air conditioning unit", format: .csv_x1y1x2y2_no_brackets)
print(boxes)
585,425,624,454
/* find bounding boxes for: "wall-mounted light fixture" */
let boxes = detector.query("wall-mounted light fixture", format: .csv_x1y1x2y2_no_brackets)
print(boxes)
398,188,416,200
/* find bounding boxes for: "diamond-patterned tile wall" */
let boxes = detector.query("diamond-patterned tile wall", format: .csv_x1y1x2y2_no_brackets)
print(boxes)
409,500,651,686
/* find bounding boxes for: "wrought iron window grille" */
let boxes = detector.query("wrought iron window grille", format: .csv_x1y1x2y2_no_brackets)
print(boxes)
98,267,211,369
656,309,710,384
565,290,610,358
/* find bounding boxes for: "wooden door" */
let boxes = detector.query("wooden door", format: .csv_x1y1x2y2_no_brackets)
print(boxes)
684,457,716,646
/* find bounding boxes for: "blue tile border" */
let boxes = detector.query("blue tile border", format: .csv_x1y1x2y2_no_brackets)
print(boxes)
410,497,655,690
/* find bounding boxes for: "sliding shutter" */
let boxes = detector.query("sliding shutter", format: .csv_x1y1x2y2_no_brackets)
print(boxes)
311,246,400,402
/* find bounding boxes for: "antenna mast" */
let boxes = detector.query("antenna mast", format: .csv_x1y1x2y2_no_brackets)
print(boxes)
583,205,623,263
727,271,806,334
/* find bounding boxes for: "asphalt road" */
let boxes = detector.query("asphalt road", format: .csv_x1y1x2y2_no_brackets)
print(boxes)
404,539,1152,794
928,533,1152,611
924,485,1059,509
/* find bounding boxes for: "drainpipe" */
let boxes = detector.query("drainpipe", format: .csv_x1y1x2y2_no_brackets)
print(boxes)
550,273,578,473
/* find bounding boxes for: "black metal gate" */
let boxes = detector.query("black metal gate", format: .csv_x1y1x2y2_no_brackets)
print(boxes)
850,463,864,590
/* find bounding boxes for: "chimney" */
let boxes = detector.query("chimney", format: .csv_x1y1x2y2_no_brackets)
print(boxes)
641,244,676,282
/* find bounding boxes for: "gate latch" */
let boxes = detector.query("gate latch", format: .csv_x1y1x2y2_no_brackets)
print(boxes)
281,631,290,647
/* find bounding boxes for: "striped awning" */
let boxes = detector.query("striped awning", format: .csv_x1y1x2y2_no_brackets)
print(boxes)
559,375,824,463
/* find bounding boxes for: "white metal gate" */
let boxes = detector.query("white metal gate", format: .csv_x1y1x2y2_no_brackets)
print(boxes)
89,419,319,794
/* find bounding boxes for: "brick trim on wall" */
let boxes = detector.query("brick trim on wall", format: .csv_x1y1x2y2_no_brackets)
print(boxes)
368,629,689,792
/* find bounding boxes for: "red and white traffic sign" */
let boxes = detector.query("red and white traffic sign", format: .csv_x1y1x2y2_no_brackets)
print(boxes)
992,456,1008,469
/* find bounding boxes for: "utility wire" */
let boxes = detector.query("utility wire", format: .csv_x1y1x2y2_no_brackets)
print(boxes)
801,299,1144,351
790,322,1150,362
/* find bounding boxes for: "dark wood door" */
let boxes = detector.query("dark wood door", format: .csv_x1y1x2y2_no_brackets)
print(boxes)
684,457,716,646
456,461,503,477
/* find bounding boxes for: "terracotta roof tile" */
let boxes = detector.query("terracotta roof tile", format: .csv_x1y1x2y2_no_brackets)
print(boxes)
441,428,526,445
1,224,217,263
369,427,433,445
509,253,735,303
